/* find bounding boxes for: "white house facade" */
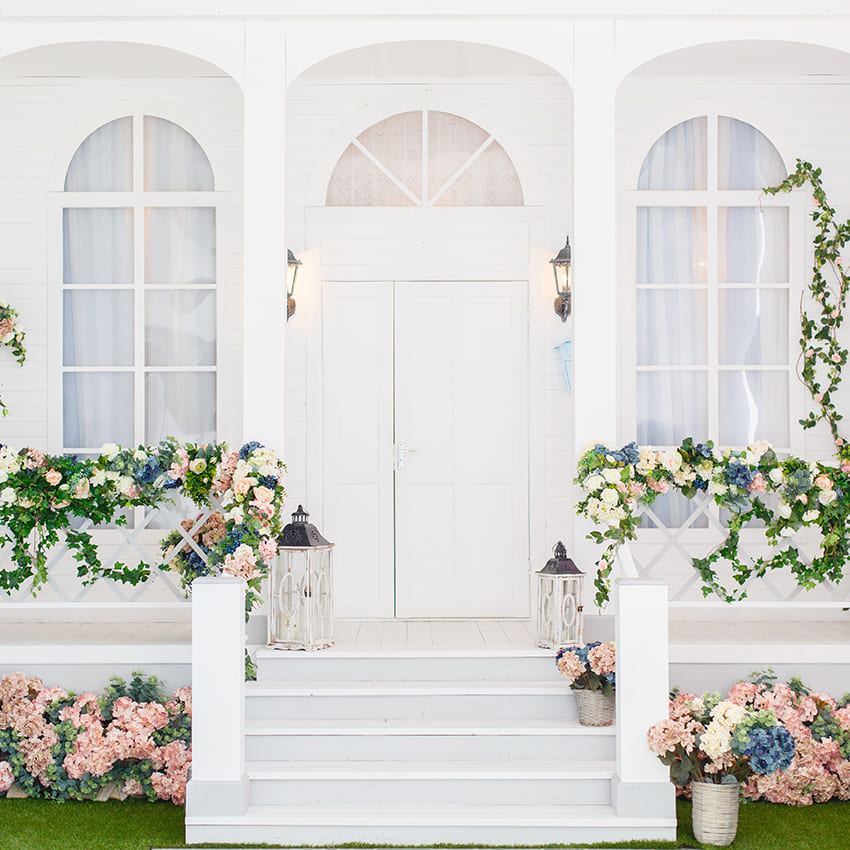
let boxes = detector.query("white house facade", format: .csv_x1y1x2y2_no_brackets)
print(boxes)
1,1,849,844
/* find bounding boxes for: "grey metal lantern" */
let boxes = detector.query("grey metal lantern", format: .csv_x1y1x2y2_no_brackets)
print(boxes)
536,541,584,649
550,235,572,322
269,505,334,650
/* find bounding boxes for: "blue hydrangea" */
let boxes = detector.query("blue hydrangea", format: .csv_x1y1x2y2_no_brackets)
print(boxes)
187,549,210,575
239,441,263,461
725,461,754,489
693,477,709,491
735,725,796,775
259,475,278,490
133,457,161,485
694,443,714,459
164,477,181,490
607,442,640,466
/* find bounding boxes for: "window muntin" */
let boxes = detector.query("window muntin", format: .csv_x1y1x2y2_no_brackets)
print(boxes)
326,110,523,206
634,116,790,527
61,115,217,453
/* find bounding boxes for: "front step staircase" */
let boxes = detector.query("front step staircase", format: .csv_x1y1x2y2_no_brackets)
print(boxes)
185,648,676,844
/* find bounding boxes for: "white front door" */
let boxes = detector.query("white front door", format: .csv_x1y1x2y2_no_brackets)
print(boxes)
323,281,529,618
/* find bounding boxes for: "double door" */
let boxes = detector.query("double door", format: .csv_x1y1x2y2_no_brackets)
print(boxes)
322,281,529,618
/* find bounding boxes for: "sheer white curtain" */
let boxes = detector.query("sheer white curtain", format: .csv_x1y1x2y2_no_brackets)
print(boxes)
63,116,216,450
636,116,788,525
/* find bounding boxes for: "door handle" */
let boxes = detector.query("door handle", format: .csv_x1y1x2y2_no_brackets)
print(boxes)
396,442,418,471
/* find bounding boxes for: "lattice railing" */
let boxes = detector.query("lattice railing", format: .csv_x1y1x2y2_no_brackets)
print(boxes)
0,496,224,607
629,494,850,607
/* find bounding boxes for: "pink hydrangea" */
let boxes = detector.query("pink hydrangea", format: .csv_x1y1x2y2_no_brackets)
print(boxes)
259,536,278,565
588,642,615,676
647,477,670,494
748,472,767,493
223,543,259,580
647,717,695,755
0,760,13,793
727,681,760,706
555,651,585,685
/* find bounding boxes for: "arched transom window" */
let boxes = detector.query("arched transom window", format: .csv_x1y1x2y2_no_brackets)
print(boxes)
326,110,524,206
632,115,790,525
61,115,218,453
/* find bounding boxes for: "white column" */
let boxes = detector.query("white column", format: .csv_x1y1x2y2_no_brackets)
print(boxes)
185,577,248,817
613,578,675,819
242,21,287,453
572,20,618,452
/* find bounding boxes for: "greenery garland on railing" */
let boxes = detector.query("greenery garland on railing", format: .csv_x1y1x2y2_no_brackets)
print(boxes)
0,438,286,622
0,299,27,416
576,159,850,606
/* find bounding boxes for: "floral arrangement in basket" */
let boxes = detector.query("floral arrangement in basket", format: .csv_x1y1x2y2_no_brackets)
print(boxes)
657,674,850,805
555,641,616,695
0,298,26,416
648,691,796,790
0,671,191,805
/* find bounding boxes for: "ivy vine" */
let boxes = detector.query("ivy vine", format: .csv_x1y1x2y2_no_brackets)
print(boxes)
0,299,26,416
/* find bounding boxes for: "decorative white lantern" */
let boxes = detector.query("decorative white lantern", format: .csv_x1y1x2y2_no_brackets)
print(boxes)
536,541,584,649
269,505,334,650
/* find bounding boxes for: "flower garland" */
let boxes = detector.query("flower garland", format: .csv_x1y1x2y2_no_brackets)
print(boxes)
576,439,849,606
0,299,27,416
0,671,191,805
577,160,850,606
0,439,287,622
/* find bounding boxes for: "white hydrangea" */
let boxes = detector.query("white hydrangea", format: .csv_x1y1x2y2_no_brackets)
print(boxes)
708,480,728,496
90,468,106,487
100,443,120,461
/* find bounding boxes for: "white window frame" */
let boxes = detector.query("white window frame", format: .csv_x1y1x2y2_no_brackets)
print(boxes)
621,113,806,462
47,111,234,455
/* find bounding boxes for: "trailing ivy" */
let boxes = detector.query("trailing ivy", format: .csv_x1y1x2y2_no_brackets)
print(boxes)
0,299,26,416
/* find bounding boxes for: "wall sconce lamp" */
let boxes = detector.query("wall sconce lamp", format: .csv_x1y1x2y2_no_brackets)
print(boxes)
286,249,302,321
550,236,572,322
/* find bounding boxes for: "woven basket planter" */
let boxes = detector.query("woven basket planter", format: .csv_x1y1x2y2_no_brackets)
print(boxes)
692,779,739,846
572,688,615,726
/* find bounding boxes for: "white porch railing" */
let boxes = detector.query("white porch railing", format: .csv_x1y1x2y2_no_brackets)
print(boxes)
631,495,850,608
0,496,225,608
612,542,676,819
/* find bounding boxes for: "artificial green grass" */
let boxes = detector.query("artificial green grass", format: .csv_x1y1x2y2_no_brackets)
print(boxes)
1,797,849,849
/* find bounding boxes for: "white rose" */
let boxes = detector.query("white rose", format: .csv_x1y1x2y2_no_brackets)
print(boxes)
778,503,793,519
819,490,837,505
708,480,728,496
0,471,7,485
769,468,784,485
583,473,604,492
226,506,245,525
601,468,622,484
133,450,147,463
661,450,681,472
780,526,797,537
100,443,120,461
0,486,15,504
104,470,120,482
698,460,714,477
803,510,819,522
117,475,136,496
189,459,207,474
600,488,619,506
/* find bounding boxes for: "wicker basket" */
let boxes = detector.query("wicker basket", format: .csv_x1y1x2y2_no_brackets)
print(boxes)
691,779,739,846
572,688,615,726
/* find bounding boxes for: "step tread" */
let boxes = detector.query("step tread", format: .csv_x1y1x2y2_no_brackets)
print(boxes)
247,759,616,779
246,717,615,735
187,803,675,828
246,679,573,696
257,647,554,660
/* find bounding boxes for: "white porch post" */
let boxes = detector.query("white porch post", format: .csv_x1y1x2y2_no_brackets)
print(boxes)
613,576,676,818
185,577,248,817
242,21,287,453
571,21,620,604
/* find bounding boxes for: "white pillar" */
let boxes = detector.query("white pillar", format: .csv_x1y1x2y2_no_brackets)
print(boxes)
185,577,248,817
572,20,618,452
242,21,287,453
613,578,675,819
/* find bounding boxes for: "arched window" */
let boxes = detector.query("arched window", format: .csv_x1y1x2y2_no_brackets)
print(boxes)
61,115,218,452
326,110,523,206
633,116,790,525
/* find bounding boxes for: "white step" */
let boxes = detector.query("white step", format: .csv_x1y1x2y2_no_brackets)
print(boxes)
185,803,676,845
247,759,614,806
255,647,557,682
245,679,578,721
245,718,616,762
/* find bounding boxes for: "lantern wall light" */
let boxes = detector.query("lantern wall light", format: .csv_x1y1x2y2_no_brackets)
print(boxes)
286,249,302,321
550,235,572,322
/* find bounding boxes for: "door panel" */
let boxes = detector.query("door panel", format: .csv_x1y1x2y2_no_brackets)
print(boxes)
394,282,529,617
322,282,395,617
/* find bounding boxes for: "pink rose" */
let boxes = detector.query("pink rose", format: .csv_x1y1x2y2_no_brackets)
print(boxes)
259,536,278,564
45,469,62,486
814,475,833,491
648,478,670,494
841,461,850,475
233,478,252,496
252,486,273,505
